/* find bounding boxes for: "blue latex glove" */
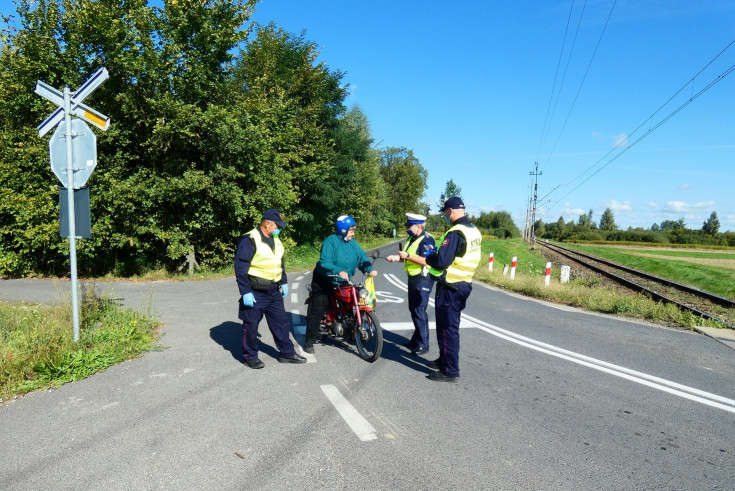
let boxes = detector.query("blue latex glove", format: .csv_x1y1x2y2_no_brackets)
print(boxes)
242,292,256,307
281,284,289,298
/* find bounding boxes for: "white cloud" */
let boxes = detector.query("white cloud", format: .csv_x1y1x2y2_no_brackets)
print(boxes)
662,200,715,213
612,133,628,147
647,202,658,207
604,200,632,212
562,204,585,219
679,183,691,190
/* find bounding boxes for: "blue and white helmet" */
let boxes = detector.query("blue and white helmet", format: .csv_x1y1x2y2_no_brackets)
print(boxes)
335,215,356,236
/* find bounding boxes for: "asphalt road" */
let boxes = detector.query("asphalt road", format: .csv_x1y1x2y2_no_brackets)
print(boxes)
1,243,734,490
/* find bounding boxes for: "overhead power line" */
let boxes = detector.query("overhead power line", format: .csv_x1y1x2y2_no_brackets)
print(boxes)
544,0,617,165
545,40,735,211
536,0,577,159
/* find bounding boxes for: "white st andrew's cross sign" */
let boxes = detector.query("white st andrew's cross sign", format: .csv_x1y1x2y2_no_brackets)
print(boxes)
35,67,111,189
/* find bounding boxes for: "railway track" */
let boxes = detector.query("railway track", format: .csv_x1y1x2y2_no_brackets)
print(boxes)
537,241,735,329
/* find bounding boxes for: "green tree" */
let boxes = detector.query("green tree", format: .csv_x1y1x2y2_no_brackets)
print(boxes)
702,211,720,236
577,211,590,229
439,179,462,208
599,208,617,231
474,211,520,238
660,218,686,231
0,2,398,276
379,147,428,228
234,23,347,244
337,106,391,236
534,219,546,238
555,216,566,240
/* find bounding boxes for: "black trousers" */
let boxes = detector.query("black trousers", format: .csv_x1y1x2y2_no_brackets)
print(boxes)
305,272,333,348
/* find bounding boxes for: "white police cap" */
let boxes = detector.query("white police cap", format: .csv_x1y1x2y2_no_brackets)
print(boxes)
405,213,427,225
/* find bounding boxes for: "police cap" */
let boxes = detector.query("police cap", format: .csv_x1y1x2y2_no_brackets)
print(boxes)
262,209,287,228
440,197,465,212
405,213,426,225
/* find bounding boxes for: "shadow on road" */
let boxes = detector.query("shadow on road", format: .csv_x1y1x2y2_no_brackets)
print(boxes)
209,321,279,363
380,329,435,374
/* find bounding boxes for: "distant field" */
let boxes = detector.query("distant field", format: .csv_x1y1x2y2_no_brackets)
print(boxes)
563,243,735,300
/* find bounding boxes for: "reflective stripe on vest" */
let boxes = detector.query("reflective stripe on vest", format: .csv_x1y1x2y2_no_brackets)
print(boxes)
428,224,482,283
404,234,426,276
247,228,284,282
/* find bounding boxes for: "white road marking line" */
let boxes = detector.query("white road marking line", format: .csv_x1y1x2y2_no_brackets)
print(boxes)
461,312,735,414
384,273,435,307
384,273,735,413
321,384,377,441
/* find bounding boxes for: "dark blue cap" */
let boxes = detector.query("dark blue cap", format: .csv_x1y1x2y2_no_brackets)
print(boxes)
440,197,465,212
262,209,287,228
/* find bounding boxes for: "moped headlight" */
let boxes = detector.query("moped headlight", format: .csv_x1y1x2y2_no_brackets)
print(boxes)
358,287,369,299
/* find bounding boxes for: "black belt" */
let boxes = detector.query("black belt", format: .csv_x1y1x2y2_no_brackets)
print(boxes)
248,275,278,292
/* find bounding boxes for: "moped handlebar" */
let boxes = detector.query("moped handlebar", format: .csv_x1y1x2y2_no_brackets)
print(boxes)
327,274,356,286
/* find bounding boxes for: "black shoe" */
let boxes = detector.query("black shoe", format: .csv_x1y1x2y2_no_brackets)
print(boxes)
303,345,315,354
278,353,307,364
411,346,429,356
427,370,458,383
428,358,441,369
402,341,417,350
246,358,265,369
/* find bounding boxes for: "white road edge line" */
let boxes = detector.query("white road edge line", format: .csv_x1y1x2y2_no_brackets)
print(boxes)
321,384,377,441
383,274,735,413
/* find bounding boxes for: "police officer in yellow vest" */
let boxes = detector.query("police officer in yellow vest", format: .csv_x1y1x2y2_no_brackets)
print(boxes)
235,209,306,369
416,197,481,382
387,213,436,355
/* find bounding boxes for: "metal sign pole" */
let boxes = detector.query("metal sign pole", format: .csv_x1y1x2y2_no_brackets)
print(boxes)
35,68,110,343
63,85,81,342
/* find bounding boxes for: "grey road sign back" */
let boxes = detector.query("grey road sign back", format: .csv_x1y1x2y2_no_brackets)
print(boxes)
49,119,97,189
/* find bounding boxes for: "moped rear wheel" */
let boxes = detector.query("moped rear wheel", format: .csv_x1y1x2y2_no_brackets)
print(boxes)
354,311,383,362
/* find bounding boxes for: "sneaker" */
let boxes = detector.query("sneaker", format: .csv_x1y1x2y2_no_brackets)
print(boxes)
427,358,441,369
278,354,307,364
303,345,315,355
411,346,429,356
427,370,458,383
246,358,265,369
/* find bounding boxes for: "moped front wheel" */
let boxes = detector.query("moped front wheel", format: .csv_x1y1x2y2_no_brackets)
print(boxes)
354,311,383,362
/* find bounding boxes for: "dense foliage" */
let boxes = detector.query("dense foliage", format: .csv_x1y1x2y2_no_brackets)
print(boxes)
0,0,429,276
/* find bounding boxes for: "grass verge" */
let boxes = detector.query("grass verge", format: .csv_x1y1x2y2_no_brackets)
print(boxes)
562,242,735,299
476,238,728,330
0,288,161,404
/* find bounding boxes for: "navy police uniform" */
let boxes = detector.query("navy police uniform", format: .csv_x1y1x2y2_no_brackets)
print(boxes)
425,199,482,380
402,214,436,352
235,211,299,365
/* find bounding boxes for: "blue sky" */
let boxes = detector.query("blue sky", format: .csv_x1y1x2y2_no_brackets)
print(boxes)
3,1,734,231
249,0,735,232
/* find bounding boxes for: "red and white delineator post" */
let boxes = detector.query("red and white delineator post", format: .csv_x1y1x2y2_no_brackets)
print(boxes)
544,261,551,286
510,256,517,280
488,252,494,272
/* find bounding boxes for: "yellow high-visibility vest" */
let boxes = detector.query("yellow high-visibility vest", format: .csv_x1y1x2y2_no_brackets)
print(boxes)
247,228,284,282
404,234,430,276
429,223,482,283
